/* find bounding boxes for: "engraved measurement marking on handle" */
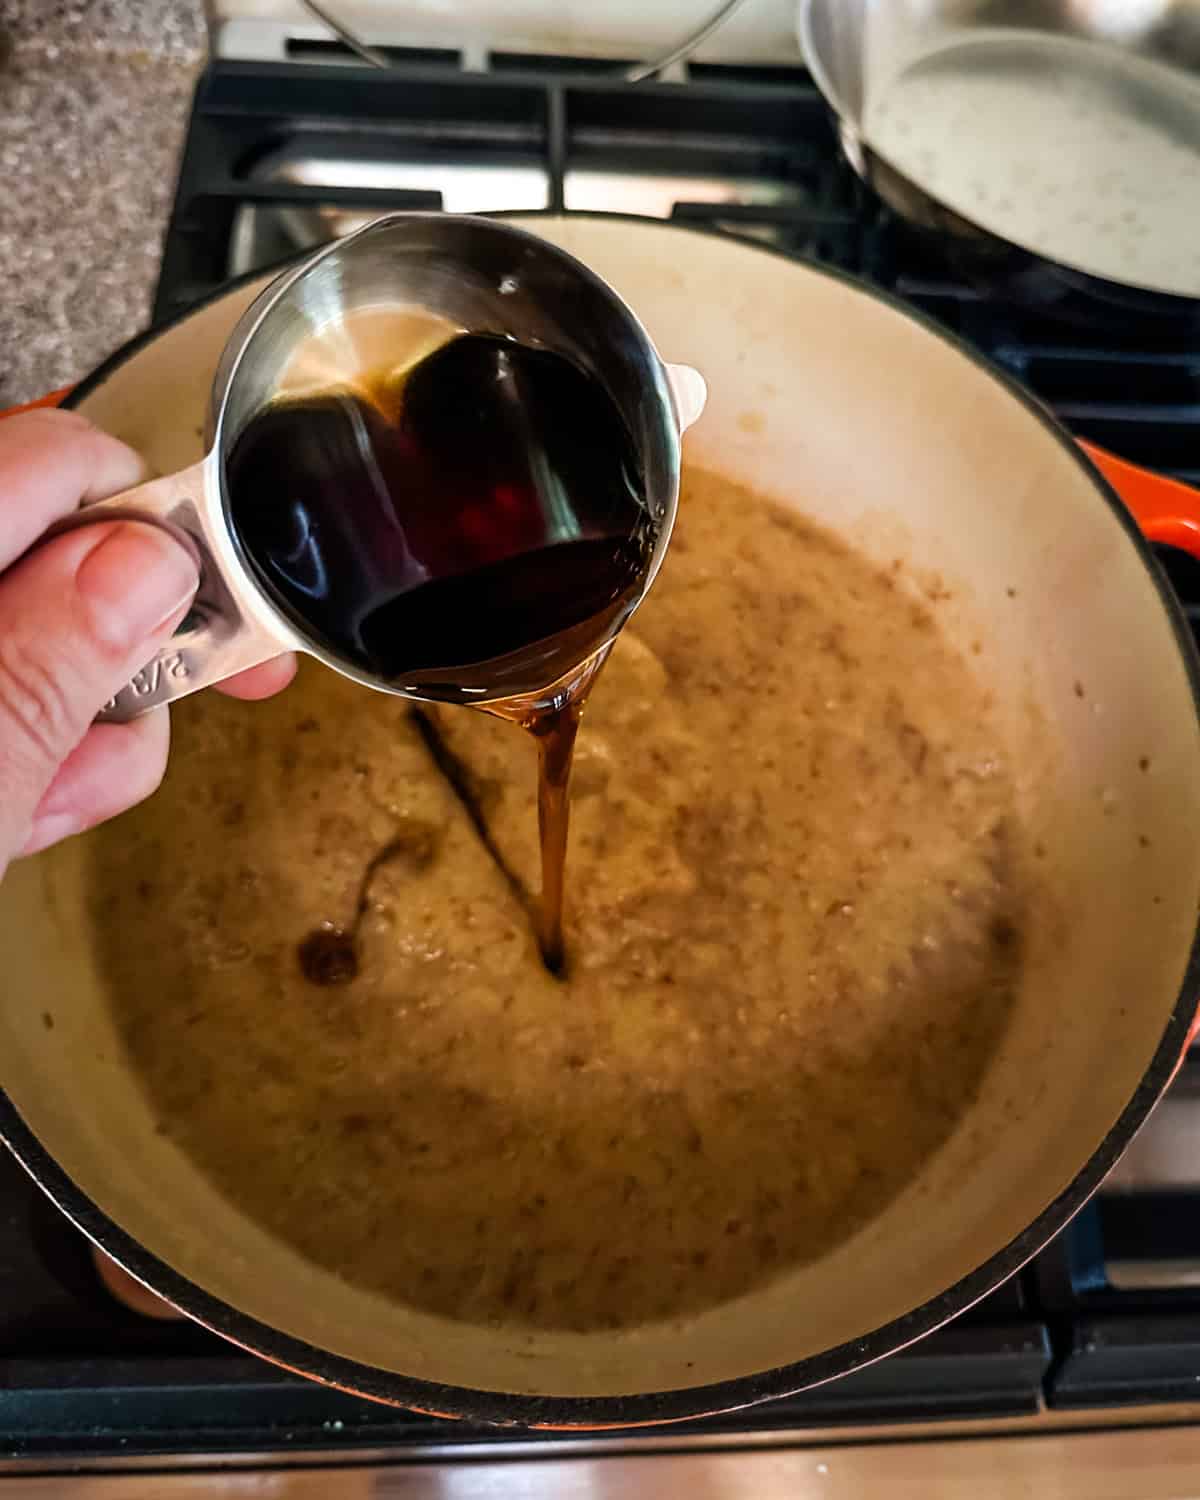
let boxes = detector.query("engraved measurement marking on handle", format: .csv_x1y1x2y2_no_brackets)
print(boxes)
103,653,190,711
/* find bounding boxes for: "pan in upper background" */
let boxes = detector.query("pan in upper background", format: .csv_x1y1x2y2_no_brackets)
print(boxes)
800,0,1200,325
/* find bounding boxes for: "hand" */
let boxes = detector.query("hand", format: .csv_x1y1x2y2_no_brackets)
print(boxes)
0,409,296,875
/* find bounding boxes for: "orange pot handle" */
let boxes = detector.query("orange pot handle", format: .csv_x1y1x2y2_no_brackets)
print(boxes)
1077,440,1200,1054
1079,439,1200,560
0,388,72,419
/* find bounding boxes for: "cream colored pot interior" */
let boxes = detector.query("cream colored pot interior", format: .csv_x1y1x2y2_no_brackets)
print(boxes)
3,218,1200,1400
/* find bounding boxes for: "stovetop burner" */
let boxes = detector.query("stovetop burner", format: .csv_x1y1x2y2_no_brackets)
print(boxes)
5,51,1200,1467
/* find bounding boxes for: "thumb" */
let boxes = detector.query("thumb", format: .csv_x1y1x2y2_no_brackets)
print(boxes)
0,521,199,841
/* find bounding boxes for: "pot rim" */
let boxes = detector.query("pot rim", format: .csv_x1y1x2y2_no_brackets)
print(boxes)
4,211,1199,1429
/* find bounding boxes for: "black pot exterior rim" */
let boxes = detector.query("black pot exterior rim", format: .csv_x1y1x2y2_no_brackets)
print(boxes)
3,212,1199,1429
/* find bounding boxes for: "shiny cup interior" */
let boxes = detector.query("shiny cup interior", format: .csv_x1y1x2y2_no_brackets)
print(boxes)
207,214,683,690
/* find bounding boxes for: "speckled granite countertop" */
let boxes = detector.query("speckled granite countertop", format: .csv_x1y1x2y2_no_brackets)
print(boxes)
0,1,207,406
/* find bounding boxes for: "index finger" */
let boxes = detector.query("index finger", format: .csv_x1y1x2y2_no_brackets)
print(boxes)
0,409,148,570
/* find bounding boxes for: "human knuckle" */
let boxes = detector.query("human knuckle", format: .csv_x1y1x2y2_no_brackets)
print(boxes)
0,632,80,765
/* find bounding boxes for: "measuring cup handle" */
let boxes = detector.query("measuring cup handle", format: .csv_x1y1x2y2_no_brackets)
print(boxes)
51,461,293,723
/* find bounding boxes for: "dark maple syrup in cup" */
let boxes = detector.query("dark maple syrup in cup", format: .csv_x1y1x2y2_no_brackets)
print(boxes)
226,330,660,973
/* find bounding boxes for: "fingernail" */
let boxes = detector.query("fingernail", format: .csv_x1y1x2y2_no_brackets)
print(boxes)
77,523,199,654
21,812,82,857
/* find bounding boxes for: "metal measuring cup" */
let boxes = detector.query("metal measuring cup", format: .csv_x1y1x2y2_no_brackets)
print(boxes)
67,214,706,723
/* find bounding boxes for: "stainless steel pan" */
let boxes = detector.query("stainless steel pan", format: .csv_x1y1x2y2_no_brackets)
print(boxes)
800,0,1200,324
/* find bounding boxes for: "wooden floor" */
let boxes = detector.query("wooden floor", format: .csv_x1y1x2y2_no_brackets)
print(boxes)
9,1425,1200,1500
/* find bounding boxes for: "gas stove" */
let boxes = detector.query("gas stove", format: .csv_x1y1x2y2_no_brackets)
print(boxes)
6,45,1200,1471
